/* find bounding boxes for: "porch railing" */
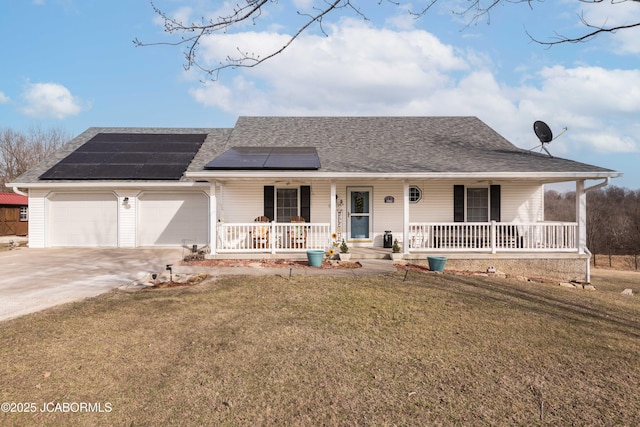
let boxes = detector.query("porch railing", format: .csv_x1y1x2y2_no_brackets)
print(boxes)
407,221,578,253
216,222,331,253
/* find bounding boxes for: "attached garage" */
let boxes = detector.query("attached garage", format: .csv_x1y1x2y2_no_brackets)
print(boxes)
49,192,118,247
137,192,208,246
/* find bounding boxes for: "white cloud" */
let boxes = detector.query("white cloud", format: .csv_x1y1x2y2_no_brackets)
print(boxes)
188,19,640,156
20,82,87,119
193,19,468,114
0,91,9,103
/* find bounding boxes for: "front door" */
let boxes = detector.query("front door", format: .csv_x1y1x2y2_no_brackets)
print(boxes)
347,187,372,242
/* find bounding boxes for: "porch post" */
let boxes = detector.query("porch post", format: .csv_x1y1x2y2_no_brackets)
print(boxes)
330,180,336,234
209,181,218,255
403,180,410,254
576,180,586,254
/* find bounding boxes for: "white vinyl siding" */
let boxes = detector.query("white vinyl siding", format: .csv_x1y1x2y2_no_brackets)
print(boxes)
217,183,265,223
49,192,118,247
217,182,331,224
28,190,47,248
501,183,544,222
137,192,208,246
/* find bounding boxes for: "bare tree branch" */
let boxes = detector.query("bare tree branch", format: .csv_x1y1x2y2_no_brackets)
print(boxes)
529,14,640,45
135,0,640,80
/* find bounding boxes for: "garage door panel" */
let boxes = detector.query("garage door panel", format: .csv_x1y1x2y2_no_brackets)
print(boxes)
138,193,208,246
50,193,118,247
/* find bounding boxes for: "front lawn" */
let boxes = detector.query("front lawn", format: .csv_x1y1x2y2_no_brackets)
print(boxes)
1,270,638,426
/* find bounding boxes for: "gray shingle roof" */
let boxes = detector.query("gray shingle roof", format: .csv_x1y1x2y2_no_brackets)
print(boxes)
222,116,615,174
9,117,617,185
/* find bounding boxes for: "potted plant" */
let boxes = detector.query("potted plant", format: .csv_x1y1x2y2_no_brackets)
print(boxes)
391,239,403,261
339,239,351,261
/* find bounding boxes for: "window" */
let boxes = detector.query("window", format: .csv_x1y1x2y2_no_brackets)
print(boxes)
19,206,28,222
409,186,422,203
276,188,298,222
466,188,488,222
453,184,500,223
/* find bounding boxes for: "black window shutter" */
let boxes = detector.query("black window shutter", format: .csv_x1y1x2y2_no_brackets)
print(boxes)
490,185,501,222
453,185,464,222
264,186,274,221
300,185,311,222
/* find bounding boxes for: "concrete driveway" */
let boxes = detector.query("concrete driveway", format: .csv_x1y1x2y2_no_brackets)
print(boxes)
0,247,183,322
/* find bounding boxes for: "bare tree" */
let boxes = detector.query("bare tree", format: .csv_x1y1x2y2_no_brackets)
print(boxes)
135,0,640,80
545,186,640,268
0,126,70,191
544,190,575,222
624,189,640,269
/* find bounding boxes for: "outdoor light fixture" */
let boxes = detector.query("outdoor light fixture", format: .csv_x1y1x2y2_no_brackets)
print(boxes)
166,264,173,282
122,197,130,208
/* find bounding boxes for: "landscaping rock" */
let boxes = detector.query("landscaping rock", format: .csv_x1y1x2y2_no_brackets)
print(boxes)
583,285,597,291
622,288,634,296
559,282,576,288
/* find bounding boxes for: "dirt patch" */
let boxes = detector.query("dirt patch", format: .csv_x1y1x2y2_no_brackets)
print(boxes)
181,258,362,269
143,273,209,290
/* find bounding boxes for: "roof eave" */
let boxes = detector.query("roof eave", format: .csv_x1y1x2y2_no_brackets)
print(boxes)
6,181,211,189
185,170,622,182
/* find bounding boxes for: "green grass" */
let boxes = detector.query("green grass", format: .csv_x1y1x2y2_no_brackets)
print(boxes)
1,270,639,426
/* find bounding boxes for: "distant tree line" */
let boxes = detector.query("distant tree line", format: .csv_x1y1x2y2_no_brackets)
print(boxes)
0,126,69,190
545,186,640,269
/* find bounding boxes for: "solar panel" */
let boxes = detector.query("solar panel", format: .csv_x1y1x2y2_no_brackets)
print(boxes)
137,164,187,180
40,133,207,180
205,146,320,170
40,164,99,179
90,164,143,179
264,147,321,169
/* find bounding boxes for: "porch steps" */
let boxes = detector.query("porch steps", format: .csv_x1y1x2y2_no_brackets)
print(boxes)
349,247,394,260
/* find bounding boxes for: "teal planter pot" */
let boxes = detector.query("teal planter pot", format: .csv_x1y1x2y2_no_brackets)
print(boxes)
306,250,325,267
427,256,447,272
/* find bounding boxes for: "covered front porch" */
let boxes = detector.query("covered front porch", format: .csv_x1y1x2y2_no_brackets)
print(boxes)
212,220,579,255
205,178,593,259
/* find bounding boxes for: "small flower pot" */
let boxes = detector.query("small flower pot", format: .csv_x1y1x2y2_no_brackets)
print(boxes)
339,253,351,261
390,252,403,261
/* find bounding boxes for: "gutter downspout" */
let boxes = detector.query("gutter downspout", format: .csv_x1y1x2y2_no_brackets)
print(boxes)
12,187,28,197
581,177,610,283
584,247,592,284
584,177,609,193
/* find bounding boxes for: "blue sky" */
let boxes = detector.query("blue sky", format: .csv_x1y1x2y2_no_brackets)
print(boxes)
1,0,639,190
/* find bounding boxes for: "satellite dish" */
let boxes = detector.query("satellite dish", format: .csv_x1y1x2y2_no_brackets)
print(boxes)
533,121,553,144
528,120,565,158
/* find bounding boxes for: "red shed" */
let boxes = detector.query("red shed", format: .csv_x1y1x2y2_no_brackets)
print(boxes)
0,192,28,236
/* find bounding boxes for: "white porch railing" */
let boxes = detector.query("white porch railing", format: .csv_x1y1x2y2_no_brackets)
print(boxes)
216,222,331,253
408,221,578,253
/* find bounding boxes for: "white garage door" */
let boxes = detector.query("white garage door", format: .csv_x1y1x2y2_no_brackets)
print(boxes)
49,192,118,247
138,192,208,246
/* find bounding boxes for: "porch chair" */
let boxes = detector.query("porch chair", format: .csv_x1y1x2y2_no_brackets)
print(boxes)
251,216,270,249
290,215,307,249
